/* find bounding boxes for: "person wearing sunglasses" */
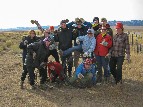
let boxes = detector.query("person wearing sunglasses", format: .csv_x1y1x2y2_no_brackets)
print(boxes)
94,26,113,84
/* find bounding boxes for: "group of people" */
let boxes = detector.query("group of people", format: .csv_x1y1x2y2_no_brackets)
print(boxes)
19,17,130,90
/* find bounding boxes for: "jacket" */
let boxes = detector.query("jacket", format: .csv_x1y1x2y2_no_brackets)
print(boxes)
94,33,112,56
26,41,49,68
19,36,40,63
54,27,73,51
75,63,96,82
47,62,64,81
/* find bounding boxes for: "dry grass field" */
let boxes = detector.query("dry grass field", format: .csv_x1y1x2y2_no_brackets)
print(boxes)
0,27,143,107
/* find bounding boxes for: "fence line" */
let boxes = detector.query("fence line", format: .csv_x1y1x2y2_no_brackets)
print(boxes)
127,31,143,53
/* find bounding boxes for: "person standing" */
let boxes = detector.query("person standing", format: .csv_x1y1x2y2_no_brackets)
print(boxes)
109,22,130,84
94,26,112,84
19,30,39,89
25,37,51,89
54,20,73,77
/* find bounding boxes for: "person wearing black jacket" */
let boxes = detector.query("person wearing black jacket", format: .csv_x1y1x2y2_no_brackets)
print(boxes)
54,20,73,77
72,18,87,69
25,37,51,89
19,30,40,89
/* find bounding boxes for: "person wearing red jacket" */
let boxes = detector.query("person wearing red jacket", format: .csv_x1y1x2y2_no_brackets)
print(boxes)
47,61,65,83
94,26,112,84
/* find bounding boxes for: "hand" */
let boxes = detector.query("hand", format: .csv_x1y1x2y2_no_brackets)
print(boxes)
33,52,36,59
40,62,46,69
126,54,131,63
24,40,28,45
50,73,54,78
76,39,80,44
78,73,84,79
105,53,111,59
83,52,88,57
100,39,108,46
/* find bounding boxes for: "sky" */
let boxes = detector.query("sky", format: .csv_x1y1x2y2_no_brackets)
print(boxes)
0,0,142,28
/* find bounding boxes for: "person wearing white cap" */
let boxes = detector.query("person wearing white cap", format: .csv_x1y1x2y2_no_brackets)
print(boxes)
59,29,96,58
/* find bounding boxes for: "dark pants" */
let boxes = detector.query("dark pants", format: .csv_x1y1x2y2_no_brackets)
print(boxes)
26,66,47,86
26,66,35,86
109,56,124,83
61,54,73,77
21,64,28,81
48,49,60,63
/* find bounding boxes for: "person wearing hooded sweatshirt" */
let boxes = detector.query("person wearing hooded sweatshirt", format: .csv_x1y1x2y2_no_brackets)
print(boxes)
24,37,51,90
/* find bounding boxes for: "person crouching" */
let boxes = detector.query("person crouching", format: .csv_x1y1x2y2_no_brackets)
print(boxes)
68,58,96,88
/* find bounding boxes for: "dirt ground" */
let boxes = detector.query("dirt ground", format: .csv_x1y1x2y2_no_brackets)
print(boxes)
0,50,143,107
0,28,143,107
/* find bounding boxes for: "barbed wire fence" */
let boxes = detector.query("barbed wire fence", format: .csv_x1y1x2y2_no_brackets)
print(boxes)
127,31,143,54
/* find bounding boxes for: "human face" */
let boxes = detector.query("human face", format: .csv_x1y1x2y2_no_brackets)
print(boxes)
88,33,93,37
49,65,55,70
77,23,82,28
101,27,107,34
94,20,98,24
61,23,66,29
45,41,51,47
84,64,91,70
30,31,36,38
116,28,123,35
44,29,50,37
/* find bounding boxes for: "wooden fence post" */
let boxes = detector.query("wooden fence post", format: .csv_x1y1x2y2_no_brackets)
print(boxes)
132,34,134,46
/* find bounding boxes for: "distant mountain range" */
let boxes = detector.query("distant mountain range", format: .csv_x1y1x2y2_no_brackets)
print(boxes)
0,20,143,31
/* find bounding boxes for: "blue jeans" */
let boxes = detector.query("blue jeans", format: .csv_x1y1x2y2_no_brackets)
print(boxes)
63,45,83,57
95,55,110,82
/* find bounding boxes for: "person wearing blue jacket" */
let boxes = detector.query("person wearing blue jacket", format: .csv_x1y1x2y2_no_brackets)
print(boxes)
69,58,96,88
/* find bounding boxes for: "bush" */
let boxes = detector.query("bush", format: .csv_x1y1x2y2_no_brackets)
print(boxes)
6,40,12,47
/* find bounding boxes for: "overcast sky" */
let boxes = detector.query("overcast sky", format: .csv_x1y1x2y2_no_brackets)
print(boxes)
0,0,142,28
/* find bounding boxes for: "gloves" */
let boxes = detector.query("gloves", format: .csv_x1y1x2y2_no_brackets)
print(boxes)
33,52,36,59
76,39,80,44
49,44,54,50
100,39,108,46
83,52,91,57
78,73,84,79
24,40,28,45
39,62,46,69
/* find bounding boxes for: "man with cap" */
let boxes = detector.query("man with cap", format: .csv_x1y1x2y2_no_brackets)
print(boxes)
54,20,73,78
68,58,96,88
101,17,113,37
25,37,51,89
71,18,88,69
109,22,130,85
59,29,96,59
